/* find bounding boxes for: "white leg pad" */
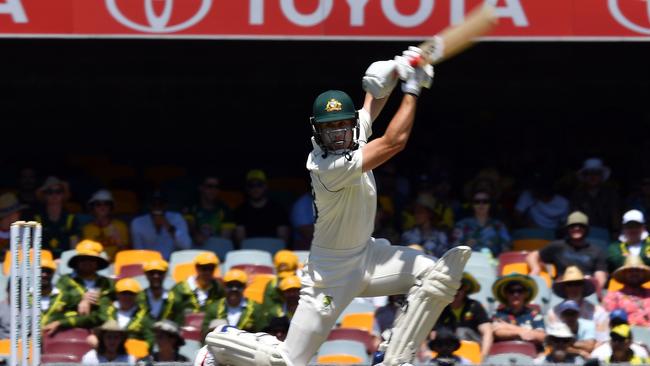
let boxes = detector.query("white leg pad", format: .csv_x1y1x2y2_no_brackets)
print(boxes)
382,246,471,366
205,325,293,366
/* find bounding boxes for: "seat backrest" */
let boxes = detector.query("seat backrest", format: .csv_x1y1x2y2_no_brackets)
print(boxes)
224,249,273,272
219,190,245,210
179,340,203,361
202,237,234,262
456,340,482,364
41,353,80,363
181,327,202,341
112,189,140,215
337,301,377,323
512,239,550,252
485,353,534,365
169,249,211,269
125,338,149,358
240,237,287,256
502,262,530,276
588,226,610,242
243,273,276,304
43,327,91,343
512,228,555,241
184,312,206,328
631,325,650,345
328,328,375,354
4,248,54,276
43,339,92,357
340,313,375,333
293,250,310,266
316,354,365,364
466,251,497,275
115,250,163,276
318,339,368,361
232,264,275,276
529,274,551,312
56,249,77,276
117,263,144,279
489,341,537,357
497,251,529,275
469,272,497,311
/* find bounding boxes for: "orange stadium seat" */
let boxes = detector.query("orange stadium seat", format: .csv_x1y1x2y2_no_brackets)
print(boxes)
114,250,162,276
172,262,221,283
340,313,374,334
243,274,276,304
4,249,53,276
125,338,149,358
497,251,528,275
512,239,550,252
111,189,139,215
316,354,365,364
219,190,245,210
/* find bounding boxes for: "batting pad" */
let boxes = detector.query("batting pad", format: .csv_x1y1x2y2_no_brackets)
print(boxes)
382,246,471,366
205,325,293,366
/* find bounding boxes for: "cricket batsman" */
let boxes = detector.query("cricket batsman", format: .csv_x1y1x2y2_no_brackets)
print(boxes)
196,47,471,366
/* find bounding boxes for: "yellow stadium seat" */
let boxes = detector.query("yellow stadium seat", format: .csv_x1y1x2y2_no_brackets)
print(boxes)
431,340,482,364
125,338,149,358
502,262,529,276
115,250,162,276
316,354,364,364
172,262,221,283
4,249,54,276
111,189,139,216
340,313,374,334
219,190,245,210
244,274,276,304
512,239,550,252
0,339,9,355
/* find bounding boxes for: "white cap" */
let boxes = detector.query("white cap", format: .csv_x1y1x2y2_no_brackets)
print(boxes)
546,322,575,339
622,209,645,225
88,189,114,205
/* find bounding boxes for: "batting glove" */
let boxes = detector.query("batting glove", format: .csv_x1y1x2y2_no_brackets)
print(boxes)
401,63,434,96
362,60,398,99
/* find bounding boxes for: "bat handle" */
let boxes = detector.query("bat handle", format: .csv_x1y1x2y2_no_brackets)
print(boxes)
409,54,424,67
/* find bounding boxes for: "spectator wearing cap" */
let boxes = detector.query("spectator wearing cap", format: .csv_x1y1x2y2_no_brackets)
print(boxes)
44,240,114,335
262,250,299,311
527,211,608,289
607,209,650,273
514,171,569,230
290,192,315,251
184,175,236,246
571,158,621,235
606,324,650,364
546,266,609,344
401,193,450,258
556,299,596,358
535,322,585,365
263,316,291,342
268,275,301,320
436,273,493,359
0,192,26,259
97,278,154,349
491,273,546,347
428,327,471,365
139,320,189,363
234,169,290,245
167,252,225,325
452,188,511,258
82,189,130,261
140,259,175,321
81,319,136,364
40,257,67,324
130,190,191,260
591,310,650,361
603,255,650,326
202,269,267,335
404,173,454,232
33,176,80,258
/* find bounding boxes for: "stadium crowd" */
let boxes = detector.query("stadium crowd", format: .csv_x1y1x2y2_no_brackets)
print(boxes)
0,156,649,364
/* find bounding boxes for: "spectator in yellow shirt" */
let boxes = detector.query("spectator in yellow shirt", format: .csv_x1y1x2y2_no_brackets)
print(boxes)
82,190,129,261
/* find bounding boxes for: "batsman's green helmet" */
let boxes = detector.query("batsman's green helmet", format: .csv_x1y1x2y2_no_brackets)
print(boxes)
311,90,357,123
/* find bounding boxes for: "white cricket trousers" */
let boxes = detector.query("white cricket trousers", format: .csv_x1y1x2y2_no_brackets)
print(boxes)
281,238,436,366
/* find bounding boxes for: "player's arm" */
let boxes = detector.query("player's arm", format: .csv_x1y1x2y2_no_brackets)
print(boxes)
362,92,391,122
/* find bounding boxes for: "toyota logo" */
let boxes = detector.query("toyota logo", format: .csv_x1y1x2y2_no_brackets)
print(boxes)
106,0,212,33
608,0,650,35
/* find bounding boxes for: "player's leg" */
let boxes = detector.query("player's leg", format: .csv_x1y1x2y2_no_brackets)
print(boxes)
359,240,471,366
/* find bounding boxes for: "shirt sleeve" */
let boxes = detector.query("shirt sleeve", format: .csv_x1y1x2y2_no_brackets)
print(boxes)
291,195,315,227
170,212,192,249
471,301,490,326
358,108,372,140
594,247,608,272
130,217,144,249
579,319,596,341
515,190,534,214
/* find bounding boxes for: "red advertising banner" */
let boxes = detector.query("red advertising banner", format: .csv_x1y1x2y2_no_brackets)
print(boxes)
0,0,649,40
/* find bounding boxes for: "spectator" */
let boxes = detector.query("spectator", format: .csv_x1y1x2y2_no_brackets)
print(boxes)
141,259,172,321
514,172,569,230
527,211,608,289
375,295,405,333
263,250,300,311
402,174,454,232
546,266,609,344
234,169,290,244
184,175,235,246
452,189,511,257
202,269,267,335
82,190,130,261
44,240,113,335
138,320,189,363
130,190,191,260
373,200,401,245
603,255,650,326
627,176,650,217
268,275,301,320
34,176,80,258
263,316,291,342
167,252,224,325
571,158,620,235
606,324,650,364
16,167,38,212
0,282,10,338
491,273,545,347
401,193,450,258
591,310,649,361
557,300,597,358
428,327,471,365
607,210,650,273
535,322,585,364
436,272,493,359
0,192,26,259
290,192,315,250
81,320,136,364
40,257,66,324
97,278,154,349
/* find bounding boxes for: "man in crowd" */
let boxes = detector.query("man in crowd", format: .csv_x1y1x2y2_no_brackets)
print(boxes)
535,322,585,364
607,209,650,272
184,175,235,245
556,300,597,359
34,176,80,258
140,259,175,321
571,158,620,235
82,189,130,261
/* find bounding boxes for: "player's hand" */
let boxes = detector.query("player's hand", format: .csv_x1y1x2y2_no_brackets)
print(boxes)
77,299,92,315
395,46,425,79
401,64,434,96
362,60,398,99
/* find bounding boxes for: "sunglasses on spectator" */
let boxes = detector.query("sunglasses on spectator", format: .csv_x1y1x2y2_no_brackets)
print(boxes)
45,189,64,195
226,284,244,292
473,199,490,205
507,287,527,294
610,335,627,343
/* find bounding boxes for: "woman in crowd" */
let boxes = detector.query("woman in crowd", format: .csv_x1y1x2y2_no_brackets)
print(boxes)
603,255,650,326
81,320,136,364
401,193,449,258
82,189,130,261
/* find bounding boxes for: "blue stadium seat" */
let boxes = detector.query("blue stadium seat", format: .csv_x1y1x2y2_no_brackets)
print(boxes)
223,249,273,272
179,339,203,360
469,272,497,313
631,325,650,346
318,340,368,362
336,300,376,323
240,237,286,255
169,249,211,271
588,226,610,242
485,353,534,365
529,275,551,313
466,251,497,276
512,228,555,241
201,237,235,262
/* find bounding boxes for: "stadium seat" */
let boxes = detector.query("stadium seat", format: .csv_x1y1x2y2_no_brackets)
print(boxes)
179,339,203,361
0,277,7,303
143,165,187,186
316,354,365,364
240,237,287,256
181,326,202,341
115,250,163,276
267,177,308,196
223,249,273,272
184,312,206,329
587,226,610,243
131,274,149,290
340,313,374,333
488,341,537,357
169,249,210,270
111,189,140,216
529,275,551,312
511,228,555,241
512,239,550,252
469,272,497,311
497,251,529,275
318,340,368,362
243,273,276,304
336,301,376,323
116,263,144,279
232,264,274,276
631,325,650,346
172,262,220,283
0,339,9,356
43,339,92,359
41,353,80,363
3,248,54,276
219,190,245,210
328,328,376,354
90,164,137,186
466,251,496,276
42,327,90,344
97,262,115,278
484,353,534,365
125,338,149,358
201,237,235,262
456,340,482,364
